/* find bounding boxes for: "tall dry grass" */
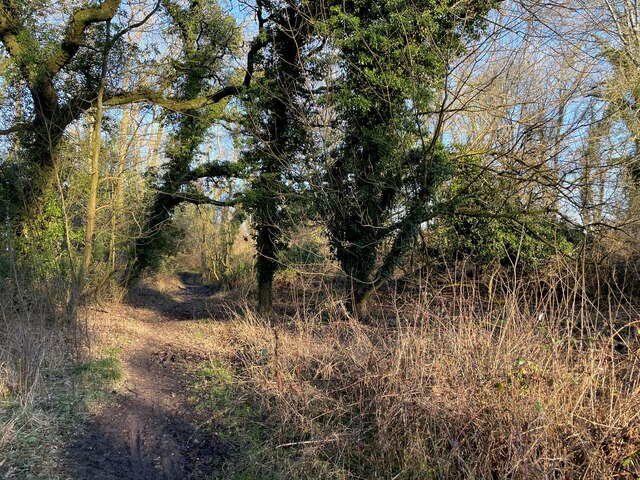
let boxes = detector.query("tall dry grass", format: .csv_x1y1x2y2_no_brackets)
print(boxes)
225,262,640,479
0,277,87,478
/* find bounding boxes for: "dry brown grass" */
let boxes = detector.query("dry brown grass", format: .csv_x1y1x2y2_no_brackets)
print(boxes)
0,278,117,479
223,272,640,479
0,282,73,478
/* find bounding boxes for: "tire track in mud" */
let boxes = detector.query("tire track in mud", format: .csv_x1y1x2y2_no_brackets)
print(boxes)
65,276,221,480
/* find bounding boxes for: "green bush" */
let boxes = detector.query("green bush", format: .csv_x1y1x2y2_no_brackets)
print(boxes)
433,157,580,270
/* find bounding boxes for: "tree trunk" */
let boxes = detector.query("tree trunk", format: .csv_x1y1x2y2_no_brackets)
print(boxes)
149,121,163,170
1,0,122,231
256,222,277,313
82,23,110,282
258,274,273,314
353,291,371,321
351,276,384,321
109,72,133,271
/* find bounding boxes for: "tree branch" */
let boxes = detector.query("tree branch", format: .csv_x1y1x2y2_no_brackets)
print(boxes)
185,161,243,182
155,188,238,207
0,1,13,36
0,3,32,83
109,0,160,46
103,85,241,111
46,0,123,78
0,122,28,135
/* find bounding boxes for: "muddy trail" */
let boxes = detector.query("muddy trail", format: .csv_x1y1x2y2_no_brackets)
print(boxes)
64,273,235,480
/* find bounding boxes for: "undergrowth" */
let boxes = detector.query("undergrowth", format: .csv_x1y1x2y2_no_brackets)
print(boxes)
200,271,640,479
0,286,123,479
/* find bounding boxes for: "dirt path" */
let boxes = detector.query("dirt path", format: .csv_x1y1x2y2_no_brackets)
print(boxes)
65,274,233,480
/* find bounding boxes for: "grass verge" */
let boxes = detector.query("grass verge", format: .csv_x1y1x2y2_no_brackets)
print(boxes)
0,314,123,479
193,280,640,479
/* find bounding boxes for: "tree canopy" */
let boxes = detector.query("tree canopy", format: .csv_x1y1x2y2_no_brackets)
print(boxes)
1,0,639,312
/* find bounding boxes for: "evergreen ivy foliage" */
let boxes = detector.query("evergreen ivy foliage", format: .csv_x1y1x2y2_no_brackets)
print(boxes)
438,158,579,269
5,0,585,315
132,0,242,276
0,0,128,225
240,1,313,312
321,0,496,315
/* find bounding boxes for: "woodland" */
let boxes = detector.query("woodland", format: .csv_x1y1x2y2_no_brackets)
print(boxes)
1,0,640,478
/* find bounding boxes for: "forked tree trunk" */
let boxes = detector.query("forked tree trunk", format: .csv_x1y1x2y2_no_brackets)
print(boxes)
0,0,122,232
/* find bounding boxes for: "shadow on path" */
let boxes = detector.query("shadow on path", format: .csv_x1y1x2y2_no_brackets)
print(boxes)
124,272,215,321
65,392,220,480
63,274,235,479
125,272,247,322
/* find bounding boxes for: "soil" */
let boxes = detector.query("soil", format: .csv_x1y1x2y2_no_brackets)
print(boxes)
64,273,234,480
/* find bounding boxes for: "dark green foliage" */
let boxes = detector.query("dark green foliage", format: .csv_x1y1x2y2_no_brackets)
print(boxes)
279,239,326,267
321,0,496,314
240,1,313,311
130,1,241,278
433,157,580,269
